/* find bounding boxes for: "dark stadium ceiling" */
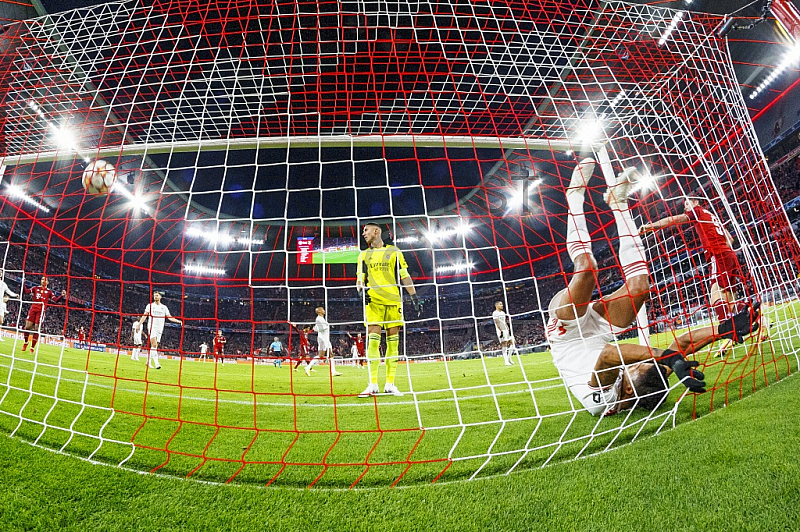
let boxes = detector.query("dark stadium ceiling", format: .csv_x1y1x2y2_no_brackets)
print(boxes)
27,0,799,120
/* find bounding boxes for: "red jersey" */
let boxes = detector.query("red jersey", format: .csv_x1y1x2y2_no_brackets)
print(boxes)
213,335,226,350
354,337,364,355
298,329,309,347
78,329,86,342
25,285,63,312
686,205,731,256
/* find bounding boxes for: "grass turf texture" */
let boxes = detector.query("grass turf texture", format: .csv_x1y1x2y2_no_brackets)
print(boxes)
0,302,797,490
0,372,797,531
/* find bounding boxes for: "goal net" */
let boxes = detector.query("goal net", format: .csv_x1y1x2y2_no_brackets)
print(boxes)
0,0,798,488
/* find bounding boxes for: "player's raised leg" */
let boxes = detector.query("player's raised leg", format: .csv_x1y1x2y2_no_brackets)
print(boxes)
551,158,600,322
596,167,650,328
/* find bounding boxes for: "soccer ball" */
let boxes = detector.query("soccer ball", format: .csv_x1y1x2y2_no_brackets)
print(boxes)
82,160,116,195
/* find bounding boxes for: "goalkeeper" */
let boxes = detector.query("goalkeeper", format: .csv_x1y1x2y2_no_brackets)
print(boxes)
547,158,760,416
356,222,422,398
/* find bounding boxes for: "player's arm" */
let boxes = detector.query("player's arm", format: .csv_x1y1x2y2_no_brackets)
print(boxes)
640,213,690,233
137,305,149,325
51,290,67,304
396,249,422,318
165,307,182,326
356,251,365,292
3,284,18,298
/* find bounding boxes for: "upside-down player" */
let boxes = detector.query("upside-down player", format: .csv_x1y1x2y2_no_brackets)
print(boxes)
356,223,422,398
22,276,67,352
137,291,182,369
547,158,760,416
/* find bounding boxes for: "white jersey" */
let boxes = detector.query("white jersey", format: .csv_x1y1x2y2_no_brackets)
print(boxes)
493,309,511,340
132,321,143,344
351,344,359,358
143,302,171,334
200,343,208,354
546,304,624,416
0,281,16,298
314,315,331,350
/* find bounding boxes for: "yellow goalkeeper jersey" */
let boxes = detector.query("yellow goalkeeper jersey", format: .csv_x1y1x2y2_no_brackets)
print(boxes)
357,245,410,305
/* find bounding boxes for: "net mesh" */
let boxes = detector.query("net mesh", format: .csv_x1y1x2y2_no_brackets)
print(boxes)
0,0,798,488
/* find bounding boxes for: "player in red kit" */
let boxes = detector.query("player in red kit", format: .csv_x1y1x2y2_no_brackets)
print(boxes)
347,331,367,367
292,324,312,371
77,326,87,348
22,276,67,352
641,196,749,322
213,330,227,364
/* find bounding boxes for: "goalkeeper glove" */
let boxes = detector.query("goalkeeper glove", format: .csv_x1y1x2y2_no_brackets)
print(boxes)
671,358,706,393
717,302,761,344
410,294,422,318
363,291,371,305
659,350,706,393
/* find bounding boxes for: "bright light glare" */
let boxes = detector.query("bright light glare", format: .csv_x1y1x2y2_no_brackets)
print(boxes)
749,45,800,100
394,236,419,244
508,178,542,210
436,262,474,274
49,123,79,152
5,184,51,213
185,225,264,247
184,264,226,276
575,118,604,145
112,182,150,214
659,11,686,47
425,221,471,243
633,173,659,193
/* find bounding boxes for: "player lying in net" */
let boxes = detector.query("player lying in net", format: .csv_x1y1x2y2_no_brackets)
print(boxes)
546,158,760,416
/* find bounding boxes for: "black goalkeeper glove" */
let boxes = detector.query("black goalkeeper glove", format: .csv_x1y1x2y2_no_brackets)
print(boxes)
659,350,706,393
363,291,371,305
717,302,761,344
671,358,706,394
410,294,422,318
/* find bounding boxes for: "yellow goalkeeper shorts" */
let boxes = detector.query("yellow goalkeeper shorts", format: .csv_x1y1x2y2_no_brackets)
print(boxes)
364,300,404,329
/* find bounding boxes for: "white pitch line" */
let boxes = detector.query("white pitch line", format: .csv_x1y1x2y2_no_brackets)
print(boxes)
0,360,564,408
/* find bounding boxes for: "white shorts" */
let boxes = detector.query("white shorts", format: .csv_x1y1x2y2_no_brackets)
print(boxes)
133,334,143,346
496,329,511,342
148,328,163,343
548,304,624,416
318,338,332,352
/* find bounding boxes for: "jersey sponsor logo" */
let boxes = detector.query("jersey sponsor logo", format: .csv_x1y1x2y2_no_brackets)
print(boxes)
546,316,567,339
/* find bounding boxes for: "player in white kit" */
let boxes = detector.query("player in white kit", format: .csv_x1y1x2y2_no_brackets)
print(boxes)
131,319,144,361
492,301,514,365
0,273,18,341
137,291,182,369
305,307,343,377
547,158,759,416
199,341,209,361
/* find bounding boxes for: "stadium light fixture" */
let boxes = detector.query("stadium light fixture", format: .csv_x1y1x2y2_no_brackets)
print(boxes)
633,173,659,193
749,44,800,100
508,178,542,210
111,181,150,215
424,221,471,243
394,236,419,244
184,263,226,276
49,122,79,152
4,183,51,213
436,262,475,274
575,117,605,145
659,11,687,47
185,225,263,247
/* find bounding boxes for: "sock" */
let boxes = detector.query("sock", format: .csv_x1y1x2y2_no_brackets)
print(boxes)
501,345,509,363
23,331,29,344
367,333,381,385
150,348,158,367
31,334,39,349
329,355,336,373
566,189,592,263
309,356,319,368
132,347,139,359
294,358,303,369
612,204,648,280
385,334,399,385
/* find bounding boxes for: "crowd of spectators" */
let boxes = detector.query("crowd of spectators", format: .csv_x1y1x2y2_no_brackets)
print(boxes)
771,154,800,204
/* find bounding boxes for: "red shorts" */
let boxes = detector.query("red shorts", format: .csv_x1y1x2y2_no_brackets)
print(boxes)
709,251,746,291
26,308,43,326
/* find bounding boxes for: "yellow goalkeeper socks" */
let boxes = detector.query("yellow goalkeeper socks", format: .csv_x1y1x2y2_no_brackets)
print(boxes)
385,334,399,384
367,333,381,385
